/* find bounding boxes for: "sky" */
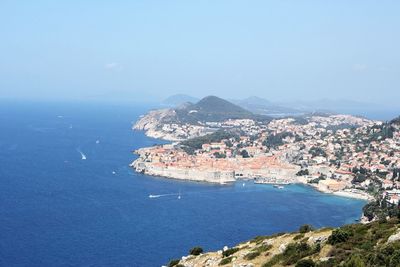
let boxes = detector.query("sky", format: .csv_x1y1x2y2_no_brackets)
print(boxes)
0,0,399,105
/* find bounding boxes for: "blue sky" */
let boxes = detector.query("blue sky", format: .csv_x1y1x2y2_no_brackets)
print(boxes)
0,0,399,104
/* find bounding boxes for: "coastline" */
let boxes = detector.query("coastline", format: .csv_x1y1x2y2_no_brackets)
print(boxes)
132,157,374,202
131,130,376,202
303,181,374,201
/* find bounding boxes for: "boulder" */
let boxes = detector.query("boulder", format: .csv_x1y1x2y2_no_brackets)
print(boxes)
279,243,287,253
388,229,400,243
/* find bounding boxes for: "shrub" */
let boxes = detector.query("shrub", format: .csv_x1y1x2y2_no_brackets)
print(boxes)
295,259,316,267
280,242,321,265
299,224,313,233
167,259,180,267
222,247,239,257
256,244,273,253
343,255,365,267
244,251,260,260
251,235,268,244
262,254,284,267
189,246,203,256
294,234,305,240
219,256,233,265
328,229,350,245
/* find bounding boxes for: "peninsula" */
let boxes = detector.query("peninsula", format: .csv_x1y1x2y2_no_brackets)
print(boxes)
132,96,400,220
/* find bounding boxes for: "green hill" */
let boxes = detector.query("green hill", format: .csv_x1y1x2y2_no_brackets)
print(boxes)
175,95,270,123
390,116,400,125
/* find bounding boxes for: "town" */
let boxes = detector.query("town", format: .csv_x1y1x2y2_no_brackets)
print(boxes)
133,113,400,219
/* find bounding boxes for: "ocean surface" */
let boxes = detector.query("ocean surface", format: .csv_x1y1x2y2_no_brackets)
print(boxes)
0,101,366,267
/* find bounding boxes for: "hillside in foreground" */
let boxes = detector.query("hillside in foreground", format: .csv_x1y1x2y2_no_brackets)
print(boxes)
167,218,400,267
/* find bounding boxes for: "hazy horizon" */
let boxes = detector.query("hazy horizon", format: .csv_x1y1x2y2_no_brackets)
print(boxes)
1,1,399,107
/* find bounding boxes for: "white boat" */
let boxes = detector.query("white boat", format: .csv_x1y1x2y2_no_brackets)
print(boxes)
149,194,160,198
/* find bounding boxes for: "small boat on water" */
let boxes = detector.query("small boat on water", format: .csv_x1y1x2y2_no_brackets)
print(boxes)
77,150,87,160
273,185,285,189
149,194,160,198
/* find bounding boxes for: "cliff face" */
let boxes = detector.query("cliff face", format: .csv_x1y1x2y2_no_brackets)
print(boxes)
133,108,212,141
133,109,179,140
167,219,400,267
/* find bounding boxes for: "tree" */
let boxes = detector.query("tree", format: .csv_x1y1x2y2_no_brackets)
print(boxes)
296,169,309,176
295,259,315,267
328,229,350,245
240,149,250,158
299,224,313,233
189,247,203,255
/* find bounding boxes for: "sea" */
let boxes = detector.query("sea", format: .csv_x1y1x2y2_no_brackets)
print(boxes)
0,101,367,267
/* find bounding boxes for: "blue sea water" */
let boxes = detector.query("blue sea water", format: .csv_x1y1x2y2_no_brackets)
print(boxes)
0,101,366,267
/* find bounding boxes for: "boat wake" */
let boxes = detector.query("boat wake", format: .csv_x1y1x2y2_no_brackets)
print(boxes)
77,149,87,160
149,193,181,199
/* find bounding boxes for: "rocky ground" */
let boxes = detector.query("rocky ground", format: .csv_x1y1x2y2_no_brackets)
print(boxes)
166,218,400,267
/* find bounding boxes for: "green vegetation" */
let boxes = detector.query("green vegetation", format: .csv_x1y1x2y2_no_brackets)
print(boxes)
295,259,316,267
296,169,310,176
327,229,350,245
174,96,271,124
219,256,233,265
299,224,314,233
213,152,226,158
167,259,180,267
281,242,318,265
250,232,286,244
309,146,327,157
189,246,203,255
263,132,293,148
308,174,326,184
180,130,239,154
260,219,400,267
294,234,305,240
254,244,273,253
390,116,400,125
244,251,261,260
222,247,239,257
240,149,250,158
